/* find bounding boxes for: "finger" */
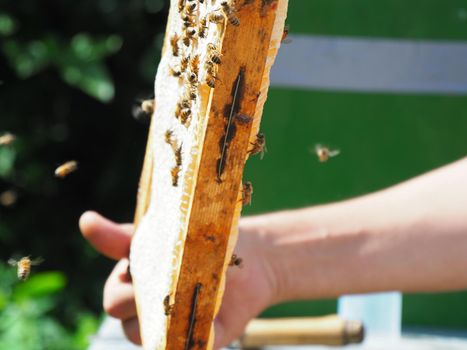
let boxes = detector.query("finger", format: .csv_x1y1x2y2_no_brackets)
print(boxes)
79,211,133,260
103,259,137,320
122,317,142,345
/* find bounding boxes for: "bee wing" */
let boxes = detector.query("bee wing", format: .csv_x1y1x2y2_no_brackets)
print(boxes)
329,149,340,157
31,257,44,265
314,144,323,152
7,258,18,266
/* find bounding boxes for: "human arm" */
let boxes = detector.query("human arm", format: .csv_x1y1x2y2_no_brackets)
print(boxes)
80,157,467,349
247,156,467,301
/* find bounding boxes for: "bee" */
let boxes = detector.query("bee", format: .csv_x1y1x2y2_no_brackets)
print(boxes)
141,99,155,115
235,114,253,126
169,66,182,77
163,295,174,316
54,160,78,178
185,86,197,101
175,103,192,125
187,72,198,85
174,145,183,166
0,132,15,146
132,98,155,123
178,0,186,12
171,166,181,186
0,189,18,207
248,133,267,159
180,56,190,72
241,181,253,206
205,75,217,88
182,27,197,46
170,34,180,56
314,144,340,163
182,14,195,28
198,17,208,38
165,130,175,145
221,1,240,26
190,55,200,76
184,2,197,14
229,254,243,268
281,25,292,43
207,43,222,64
8,256,43,281
208,10,225,24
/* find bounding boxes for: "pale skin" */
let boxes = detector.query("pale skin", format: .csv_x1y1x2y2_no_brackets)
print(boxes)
80,157,467,349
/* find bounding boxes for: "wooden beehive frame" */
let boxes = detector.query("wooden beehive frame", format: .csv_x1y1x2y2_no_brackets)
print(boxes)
131,1,288,349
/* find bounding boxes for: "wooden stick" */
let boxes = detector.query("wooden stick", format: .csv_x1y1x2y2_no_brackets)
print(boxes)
239,315,365,348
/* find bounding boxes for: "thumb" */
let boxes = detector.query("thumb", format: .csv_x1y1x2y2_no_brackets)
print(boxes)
80,211,133,260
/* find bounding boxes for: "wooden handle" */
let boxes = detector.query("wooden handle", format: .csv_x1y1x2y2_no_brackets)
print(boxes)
240,315,364,348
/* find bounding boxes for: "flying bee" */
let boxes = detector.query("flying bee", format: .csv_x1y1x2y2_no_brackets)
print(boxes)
241,181,253,206
248,132,267,159
141,99,155,115
208,10,225,24
171,166,181,186
221,1,240,26
8,256,43,281
229,254,243,268
0,132,15,146
198,17,208,38
314,144,340,163
163,295,174,316
170,34,180,56
132,98,155,123
54,160,78,178
207,43,222,64
0,189,17,207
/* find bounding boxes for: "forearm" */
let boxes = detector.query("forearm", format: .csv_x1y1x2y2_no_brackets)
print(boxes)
242,157,467,302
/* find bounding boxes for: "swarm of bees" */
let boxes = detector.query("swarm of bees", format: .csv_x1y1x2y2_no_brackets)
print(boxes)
314,144,340,163
8,256,44,281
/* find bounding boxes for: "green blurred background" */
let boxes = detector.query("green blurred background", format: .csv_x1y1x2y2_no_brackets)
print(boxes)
0,0,466,348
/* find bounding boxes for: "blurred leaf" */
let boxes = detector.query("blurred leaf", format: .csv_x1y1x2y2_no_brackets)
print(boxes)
0,13,17,36
60,62,115,102
0,146,16,178
72,313,100,349
2,38,52,78
0,290,7,311
13,271,67,301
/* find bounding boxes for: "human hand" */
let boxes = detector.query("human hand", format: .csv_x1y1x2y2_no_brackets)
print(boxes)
79,211,280,349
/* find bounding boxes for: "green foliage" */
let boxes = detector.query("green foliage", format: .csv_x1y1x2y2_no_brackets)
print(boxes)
0,263,98,350
0,0,168,348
